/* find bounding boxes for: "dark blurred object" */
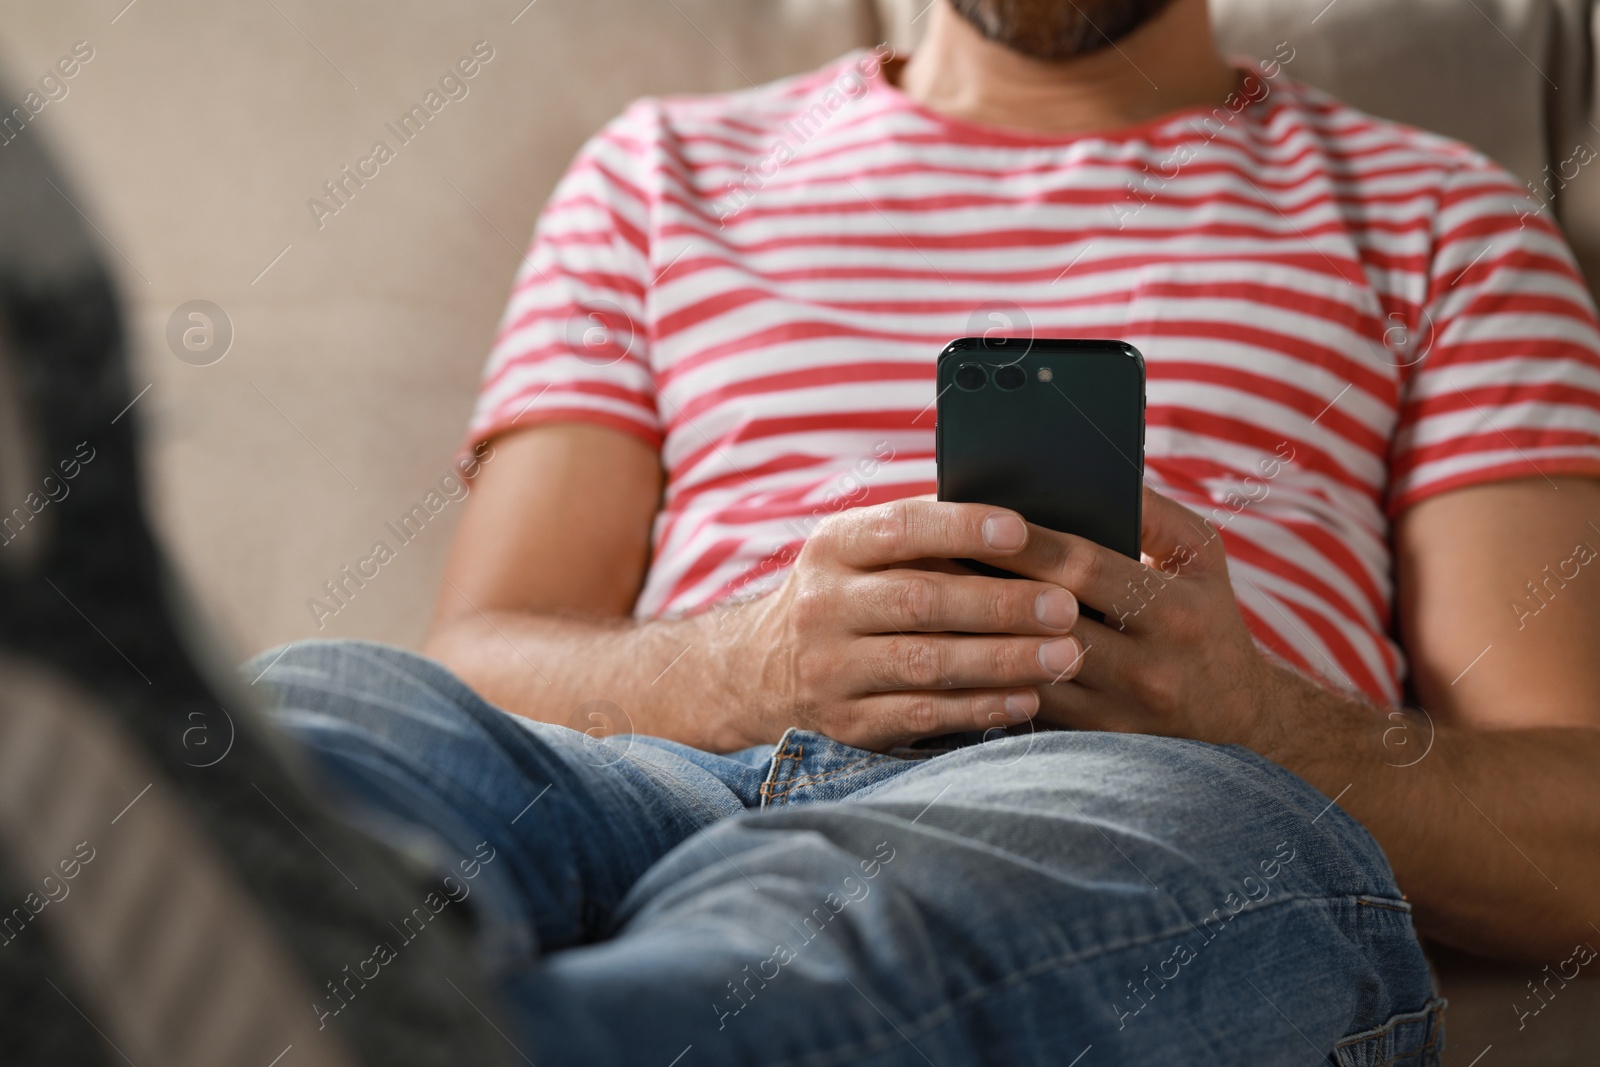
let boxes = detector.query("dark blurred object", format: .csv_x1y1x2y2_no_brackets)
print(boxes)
0,71,511,1066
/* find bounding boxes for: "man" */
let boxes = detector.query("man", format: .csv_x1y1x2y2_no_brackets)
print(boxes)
427,0,1600,965
5,1,1595,1065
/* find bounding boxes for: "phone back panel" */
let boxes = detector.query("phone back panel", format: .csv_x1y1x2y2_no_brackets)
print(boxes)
936,337,1145,560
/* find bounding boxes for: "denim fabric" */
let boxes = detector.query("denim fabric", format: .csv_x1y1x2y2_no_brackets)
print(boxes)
249,640,1443,1067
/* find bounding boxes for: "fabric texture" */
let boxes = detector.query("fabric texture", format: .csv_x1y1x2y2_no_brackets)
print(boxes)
250,639,1443,1065
466,49,1600,707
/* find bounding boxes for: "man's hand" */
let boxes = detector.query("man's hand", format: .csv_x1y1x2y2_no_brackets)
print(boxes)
711,498,1087,751
1001,486,1285,745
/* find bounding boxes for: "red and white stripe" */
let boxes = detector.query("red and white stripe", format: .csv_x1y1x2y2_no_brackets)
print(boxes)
468,50,1600,706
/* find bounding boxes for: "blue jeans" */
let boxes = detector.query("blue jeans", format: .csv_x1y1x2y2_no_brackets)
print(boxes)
248,640,1443,1066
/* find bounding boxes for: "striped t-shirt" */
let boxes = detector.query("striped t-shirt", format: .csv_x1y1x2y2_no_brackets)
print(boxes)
467,48,1600,707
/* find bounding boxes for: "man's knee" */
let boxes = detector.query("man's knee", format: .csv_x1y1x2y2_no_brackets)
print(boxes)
243,637,435,690
244,639,469,712
240,638,502,760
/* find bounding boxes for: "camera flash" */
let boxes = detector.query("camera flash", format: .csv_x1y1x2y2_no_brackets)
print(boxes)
1036,367,1054,382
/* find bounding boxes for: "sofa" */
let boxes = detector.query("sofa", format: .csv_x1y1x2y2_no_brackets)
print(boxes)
2,0,1595,1060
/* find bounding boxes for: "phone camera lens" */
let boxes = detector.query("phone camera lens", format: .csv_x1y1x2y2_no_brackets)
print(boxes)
954,363,987,390
994,364,1026,390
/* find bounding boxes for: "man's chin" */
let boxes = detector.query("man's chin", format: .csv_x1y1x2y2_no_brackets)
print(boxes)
945,0,1178,62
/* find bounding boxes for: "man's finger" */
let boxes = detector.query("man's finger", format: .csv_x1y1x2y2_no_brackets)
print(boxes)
1139,484,1226,577
1033,677,1140,735
981,524,1148,618
848,571,1078,635
816,498,1029,569
850,686,1040,749
1043,613,1127,690
855,632,1086,691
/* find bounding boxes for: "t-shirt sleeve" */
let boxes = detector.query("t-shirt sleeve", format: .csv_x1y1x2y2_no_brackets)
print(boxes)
464,103,661,455
1387,154,1600,515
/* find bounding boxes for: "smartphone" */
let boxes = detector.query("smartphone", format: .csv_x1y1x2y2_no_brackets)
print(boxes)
935,337,1146,615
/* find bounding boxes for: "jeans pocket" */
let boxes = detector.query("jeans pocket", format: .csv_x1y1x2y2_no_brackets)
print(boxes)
1331,998,1446,1067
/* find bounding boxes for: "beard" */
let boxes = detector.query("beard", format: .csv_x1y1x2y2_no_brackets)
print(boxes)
946,0,1177,61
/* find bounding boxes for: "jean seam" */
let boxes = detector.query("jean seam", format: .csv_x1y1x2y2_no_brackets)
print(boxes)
762,892,1412,1067
1354,895,1412,913
759,729,804,810
762,752,898,804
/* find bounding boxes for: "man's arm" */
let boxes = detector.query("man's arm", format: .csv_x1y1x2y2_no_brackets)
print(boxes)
421,422,699,735
1375,475,1600,957
1024,479,1600,962
423,424,1088,753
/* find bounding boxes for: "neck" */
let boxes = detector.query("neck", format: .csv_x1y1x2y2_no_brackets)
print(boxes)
893,0,1237,135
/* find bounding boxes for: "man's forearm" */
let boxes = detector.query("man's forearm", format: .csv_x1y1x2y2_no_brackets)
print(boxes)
1246,660,1600,962
422,605,758,753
